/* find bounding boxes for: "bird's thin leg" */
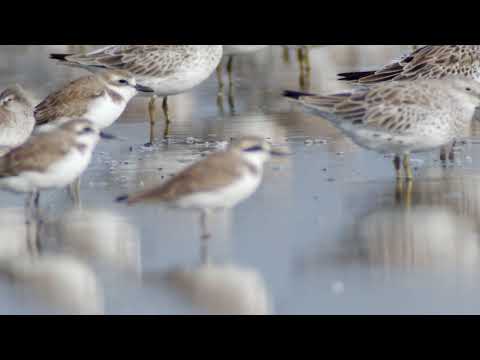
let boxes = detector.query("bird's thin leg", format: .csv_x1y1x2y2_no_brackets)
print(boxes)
228,81,236,115
404,178,413,209
395,178,404,204
32,190,40,214
297,47,305,73
448,140,457,162
216,62,224,94
227,55,234,86
393,155,402,179
200,210,212,265
282,47,291,64
440,146,447,164
147,96,157,145
403,154,413,181
304,47,311,73
68,177,81,205
162,97,171,138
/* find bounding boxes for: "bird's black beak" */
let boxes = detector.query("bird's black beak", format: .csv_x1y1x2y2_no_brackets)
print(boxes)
100,132,118,140
134,84,154,93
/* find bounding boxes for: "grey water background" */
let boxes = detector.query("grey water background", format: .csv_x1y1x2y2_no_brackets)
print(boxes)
1,45,480,314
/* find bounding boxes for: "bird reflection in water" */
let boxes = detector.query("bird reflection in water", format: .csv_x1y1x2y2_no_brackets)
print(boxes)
145,214,273,315
0,205,141,314
349,174,480,274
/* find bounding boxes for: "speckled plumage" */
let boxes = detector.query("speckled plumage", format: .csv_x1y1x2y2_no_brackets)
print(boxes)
51,45,223,96
338,45,480,84
287,79,480,155
0,85,35,148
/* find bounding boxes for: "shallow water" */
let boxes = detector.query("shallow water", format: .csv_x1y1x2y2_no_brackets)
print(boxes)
1,45,480,314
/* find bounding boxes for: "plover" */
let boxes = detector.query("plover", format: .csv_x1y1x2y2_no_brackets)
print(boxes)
0,85,35,151
116,136,284,239
284,78,480,180
49,45,223,144
217,45,270,91
0,119,110,210
34,69,153,131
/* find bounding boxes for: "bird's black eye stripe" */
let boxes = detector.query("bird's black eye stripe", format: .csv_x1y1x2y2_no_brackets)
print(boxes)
466,87,472,91
82,127,94,134
119,79,128,84
244,145,263,152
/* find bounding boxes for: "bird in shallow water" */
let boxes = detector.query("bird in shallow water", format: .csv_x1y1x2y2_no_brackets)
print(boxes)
49,45,223,144
338,45,480,162
116,136,286,244
0,119,113,214
34,69,153,131
284,78,480,181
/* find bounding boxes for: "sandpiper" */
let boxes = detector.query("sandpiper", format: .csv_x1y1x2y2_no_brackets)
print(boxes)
49,45,223,144
0,119,111,210
34,69,153,131
339,46,480,162
217,45,270,91
338,45,480,84
284,78,480,180
116,136,284,239
0,85,35,150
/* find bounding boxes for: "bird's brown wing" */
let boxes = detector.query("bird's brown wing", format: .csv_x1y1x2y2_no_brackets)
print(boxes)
126,152,244,205
352,45,477,84
0,130,75,176
34,76,105,125
63,45,188,79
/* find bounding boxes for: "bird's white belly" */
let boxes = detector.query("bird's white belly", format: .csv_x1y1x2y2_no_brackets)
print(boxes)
346,126,452,154
175,173,262,210
139,68,217,97
82,96,126,129
223,45,269,55
0,149,92,193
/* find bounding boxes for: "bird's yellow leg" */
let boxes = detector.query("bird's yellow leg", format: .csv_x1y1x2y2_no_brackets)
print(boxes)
227,55,234,86
148,96,156,145
403,154,414,181
162,97,171,138
216,62,224,94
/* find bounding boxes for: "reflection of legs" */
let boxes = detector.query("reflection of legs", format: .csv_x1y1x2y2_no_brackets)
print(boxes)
395,178,403,204
148,96,156,145
200,210,211,264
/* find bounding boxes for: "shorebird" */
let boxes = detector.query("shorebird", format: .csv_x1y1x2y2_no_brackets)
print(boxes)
0,85,35,151
116,136,285,240
338,45,480,162
0,119,111,211
284,78,480,180
338,45,480,84
34,70,153,131
49,45,223,144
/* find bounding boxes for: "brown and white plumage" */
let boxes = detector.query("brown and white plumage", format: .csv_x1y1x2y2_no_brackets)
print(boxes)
285,78,480,179
0,85,35,149
50,46,223,97
50,45,223,143
0,119,102,194
119,136,274,209
35,70,152,130
338,45,480,84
